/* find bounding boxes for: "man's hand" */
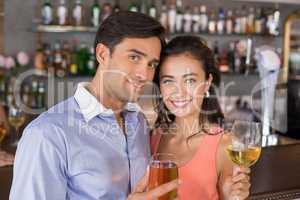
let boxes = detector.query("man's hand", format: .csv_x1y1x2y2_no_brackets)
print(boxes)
127,169,181,200
0,150,14,167
221,166,251,200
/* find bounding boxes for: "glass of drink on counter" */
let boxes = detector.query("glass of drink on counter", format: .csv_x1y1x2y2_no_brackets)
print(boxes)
8,105,26,146
226,120,262,200
148,153,178,200
0,121,7,149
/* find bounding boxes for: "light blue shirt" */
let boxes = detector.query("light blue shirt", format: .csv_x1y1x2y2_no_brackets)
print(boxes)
10,82,151,200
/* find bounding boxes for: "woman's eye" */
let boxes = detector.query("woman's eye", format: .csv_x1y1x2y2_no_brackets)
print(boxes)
185,79,196,85
129,55,140,62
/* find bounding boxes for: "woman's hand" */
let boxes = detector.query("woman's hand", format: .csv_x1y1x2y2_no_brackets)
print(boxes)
220,166,251,200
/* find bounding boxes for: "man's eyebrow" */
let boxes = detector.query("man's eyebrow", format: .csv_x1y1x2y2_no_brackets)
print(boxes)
128,49,160,62
127,49,147,57
161,75,175,79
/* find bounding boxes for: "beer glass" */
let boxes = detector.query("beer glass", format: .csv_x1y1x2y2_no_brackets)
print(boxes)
148,153,178,200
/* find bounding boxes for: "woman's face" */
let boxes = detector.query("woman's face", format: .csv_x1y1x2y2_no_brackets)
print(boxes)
159,53,212,118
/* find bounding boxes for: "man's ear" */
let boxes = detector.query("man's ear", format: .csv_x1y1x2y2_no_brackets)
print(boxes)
96,43,110,69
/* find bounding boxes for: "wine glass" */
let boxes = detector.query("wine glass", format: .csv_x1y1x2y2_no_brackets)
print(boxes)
8,105,26,146
0,121,7,149
226,120,262,200
148,153,178,200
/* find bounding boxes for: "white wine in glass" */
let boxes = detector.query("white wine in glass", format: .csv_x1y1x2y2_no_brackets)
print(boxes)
226,145,261,167
9,105,26,146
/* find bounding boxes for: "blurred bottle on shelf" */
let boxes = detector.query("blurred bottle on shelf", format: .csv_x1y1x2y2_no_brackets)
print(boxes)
168,0,177,34
72,0,84,26
91,0,101,27
192,6,200,33
240,5,247,34
69,42,79,76
41,0,53,25
183,6,192,33
234,9,242,34
57,0,69,25
101,3,113,22
113,0,121,13
34,42,46,72
159,0,168,31
175,0,184,33
128,0,139,12
247,7,255,34
217,8,225,35
199,5,208,33
78,43,89,76
226,10,233,34
148,0,157,19
208,10,216,34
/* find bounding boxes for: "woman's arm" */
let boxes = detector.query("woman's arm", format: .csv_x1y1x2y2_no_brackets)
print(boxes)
216,133,251,200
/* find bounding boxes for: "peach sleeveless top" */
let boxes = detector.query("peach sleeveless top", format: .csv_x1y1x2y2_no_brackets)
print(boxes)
151,127,223,200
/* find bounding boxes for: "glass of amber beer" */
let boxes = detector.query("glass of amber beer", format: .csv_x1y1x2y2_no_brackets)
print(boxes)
148,153,178,200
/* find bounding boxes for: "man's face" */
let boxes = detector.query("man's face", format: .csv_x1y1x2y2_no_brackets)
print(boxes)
101,37,162,103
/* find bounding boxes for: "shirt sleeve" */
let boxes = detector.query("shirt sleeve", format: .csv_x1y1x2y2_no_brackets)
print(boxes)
9,123,68,200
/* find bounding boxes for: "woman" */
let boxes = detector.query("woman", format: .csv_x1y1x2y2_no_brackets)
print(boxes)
151,36,250,200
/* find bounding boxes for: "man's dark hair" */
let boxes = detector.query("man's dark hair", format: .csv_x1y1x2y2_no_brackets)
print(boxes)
94,11,166,59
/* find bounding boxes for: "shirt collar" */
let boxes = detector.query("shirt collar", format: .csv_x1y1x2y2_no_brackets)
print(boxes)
74,82,141,122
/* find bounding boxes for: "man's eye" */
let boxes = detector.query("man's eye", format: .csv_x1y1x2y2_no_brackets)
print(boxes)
162,79,174,84
149,63,158,70
129,55,140,62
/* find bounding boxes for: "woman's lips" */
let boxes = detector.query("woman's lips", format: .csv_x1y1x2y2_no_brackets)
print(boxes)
170,99,192,108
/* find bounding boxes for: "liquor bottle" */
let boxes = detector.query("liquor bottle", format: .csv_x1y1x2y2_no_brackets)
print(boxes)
69,42,79,76
226,10,233,34
37,81,46,109
234,9,241,34
6,83,13,106
228,42,236,72
213,41,220,65
246,7,255,34
0,76,6,104
148,0,157,19
101,3,113,22
78,43,89,76
217,8,225,35
159,0,168,31
192,6,200,33
30,80,38,108
72,0,84,26
53,41,65,77
208,10,216,34
41,0,53,25
62,41,71,76
199,5,208,33
43,43,53,73
254,7,263,34
113,0,121,13
240,5,247,34
91,0,101,27
34,42,45,71
175,0,183,33
168,0,177,34
272,4,280,36
21,85,31,108
87,47,97,76
128,0,139,12
183,6,192,33
57,0,68,25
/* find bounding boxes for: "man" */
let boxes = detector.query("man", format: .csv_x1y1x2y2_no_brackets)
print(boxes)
10,12,180,200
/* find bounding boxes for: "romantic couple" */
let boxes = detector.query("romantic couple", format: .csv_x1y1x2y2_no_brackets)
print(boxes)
10,11,250,200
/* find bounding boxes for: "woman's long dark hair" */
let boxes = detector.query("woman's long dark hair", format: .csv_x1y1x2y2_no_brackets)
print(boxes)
153,35,224,134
